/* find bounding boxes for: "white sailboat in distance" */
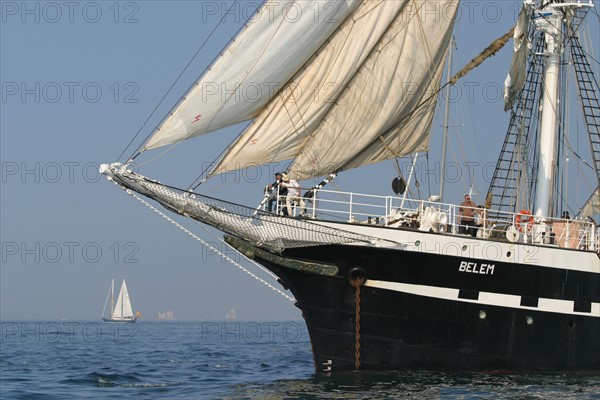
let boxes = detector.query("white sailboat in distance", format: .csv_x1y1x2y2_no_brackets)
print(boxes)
101,279,140,323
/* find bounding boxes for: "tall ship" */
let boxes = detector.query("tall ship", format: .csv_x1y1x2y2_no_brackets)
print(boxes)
100,1,599,372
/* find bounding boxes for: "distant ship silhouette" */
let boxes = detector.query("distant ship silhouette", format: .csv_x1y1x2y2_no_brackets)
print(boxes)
225,309,236,320
155,310,175,320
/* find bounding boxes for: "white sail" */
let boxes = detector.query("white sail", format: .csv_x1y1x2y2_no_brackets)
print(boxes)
143,0,361,151
113,280,134,319
210,0,459,180
141,1,458,182
101,278,115,318
504,1,534,111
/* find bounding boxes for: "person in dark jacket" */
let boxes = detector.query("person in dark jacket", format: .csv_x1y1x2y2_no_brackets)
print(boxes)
267,172,288,214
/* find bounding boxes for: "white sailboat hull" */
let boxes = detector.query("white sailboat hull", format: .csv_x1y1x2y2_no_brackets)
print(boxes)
101,316,138,323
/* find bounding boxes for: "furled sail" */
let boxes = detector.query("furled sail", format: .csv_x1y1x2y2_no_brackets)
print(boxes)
504,1,534,111
210,0,459,180
143,0,361,151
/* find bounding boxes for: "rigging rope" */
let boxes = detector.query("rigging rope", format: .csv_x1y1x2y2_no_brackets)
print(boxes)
189,5,291,189
117,0,250,163
194,221,282,282
120,183,296,303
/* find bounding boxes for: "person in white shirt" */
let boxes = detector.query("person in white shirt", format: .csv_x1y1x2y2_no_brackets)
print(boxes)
281,174,305,216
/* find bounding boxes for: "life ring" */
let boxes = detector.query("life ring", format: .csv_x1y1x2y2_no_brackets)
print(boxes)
515,209,534,232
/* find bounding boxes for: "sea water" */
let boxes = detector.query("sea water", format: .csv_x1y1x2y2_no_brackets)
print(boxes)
1,321,599,399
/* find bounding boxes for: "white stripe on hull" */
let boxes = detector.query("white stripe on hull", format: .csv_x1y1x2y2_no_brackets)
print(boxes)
366,279,600,318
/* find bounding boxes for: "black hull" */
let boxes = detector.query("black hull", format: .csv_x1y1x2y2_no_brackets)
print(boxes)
226,236,600,373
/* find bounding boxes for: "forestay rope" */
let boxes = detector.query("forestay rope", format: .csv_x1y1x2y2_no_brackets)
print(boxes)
119,182,295,303
193,221,283,283
117,0,261,166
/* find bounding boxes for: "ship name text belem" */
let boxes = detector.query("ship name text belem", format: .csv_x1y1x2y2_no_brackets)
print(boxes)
458,261,495,275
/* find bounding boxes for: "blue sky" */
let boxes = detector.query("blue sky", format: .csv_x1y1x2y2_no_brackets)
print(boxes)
1,1,598,321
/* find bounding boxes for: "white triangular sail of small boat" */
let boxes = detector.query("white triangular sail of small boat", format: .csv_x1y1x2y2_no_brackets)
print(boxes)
113,280,134,319
101,278,115,318
141,0,459,182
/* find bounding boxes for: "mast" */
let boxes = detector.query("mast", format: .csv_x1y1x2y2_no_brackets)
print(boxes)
110,279,115,318
533,3,562,217
121,280,125,319
440,36,455,203
533,0,596,217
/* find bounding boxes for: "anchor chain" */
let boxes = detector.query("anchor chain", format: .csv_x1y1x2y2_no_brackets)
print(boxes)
348,267,366,371
355,283,361,371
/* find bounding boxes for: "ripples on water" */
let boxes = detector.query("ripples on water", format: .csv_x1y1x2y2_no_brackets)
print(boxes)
1,321,598,399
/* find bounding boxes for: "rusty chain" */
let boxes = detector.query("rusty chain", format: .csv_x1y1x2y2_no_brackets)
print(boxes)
355,283,361,371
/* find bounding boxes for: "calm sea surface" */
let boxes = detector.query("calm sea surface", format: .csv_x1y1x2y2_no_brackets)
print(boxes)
1,321,599,399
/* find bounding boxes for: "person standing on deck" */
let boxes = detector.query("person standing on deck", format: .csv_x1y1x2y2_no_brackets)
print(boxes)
267,172,287,214
281,174,305,217
459,194,477,236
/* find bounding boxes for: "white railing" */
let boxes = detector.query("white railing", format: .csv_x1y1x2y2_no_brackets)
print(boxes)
266,188,599,251
549,0,594,8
